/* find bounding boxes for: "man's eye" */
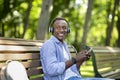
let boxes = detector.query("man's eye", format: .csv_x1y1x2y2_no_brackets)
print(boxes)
56,27,59,29
63,27,67,29
55,26,67,30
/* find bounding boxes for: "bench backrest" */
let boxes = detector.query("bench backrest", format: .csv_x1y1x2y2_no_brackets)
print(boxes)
91,47,120,79
0,37,77,80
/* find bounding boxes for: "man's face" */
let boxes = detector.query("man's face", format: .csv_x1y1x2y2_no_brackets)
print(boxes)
53,20,68,42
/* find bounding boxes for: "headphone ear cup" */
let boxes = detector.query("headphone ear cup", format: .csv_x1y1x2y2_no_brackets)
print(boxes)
49,27,53,33
67,28,70,33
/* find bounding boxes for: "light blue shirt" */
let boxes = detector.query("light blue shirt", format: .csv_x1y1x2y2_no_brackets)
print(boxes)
40,36,81,80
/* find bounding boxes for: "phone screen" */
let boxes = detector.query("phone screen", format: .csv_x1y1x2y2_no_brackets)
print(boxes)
87,48,92,53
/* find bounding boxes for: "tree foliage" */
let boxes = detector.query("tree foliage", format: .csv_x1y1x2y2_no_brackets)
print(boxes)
0,0,120,49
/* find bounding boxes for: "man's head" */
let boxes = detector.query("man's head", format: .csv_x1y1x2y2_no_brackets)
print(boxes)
49,17,70,42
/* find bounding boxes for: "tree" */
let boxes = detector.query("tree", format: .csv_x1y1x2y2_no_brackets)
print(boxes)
36,0,53,40
105,0,118,46
116,0,120,47
81,0,94,45
0,0,12,37
22,0,33,38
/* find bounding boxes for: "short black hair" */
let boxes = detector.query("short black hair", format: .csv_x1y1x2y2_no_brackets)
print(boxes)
49,17,69,27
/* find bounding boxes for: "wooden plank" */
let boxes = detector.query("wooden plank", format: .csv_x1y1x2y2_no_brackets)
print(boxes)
22,60,41,68
102,70,120,78
30,77,44,80
27,68,43,76
108,73,120,79
0,53,40,61
0,60,41,69
0,45,76,53
0,45,40,52
93,47,120,51
94,52,120,56
96,57,120,62
0,37,44,42
0,39,43,47
96,60,120,69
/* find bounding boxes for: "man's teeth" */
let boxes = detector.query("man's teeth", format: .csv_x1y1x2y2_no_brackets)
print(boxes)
59,34,64,36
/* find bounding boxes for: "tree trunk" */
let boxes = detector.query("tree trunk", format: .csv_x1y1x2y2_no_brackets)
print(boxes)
116,0,120,47
36,0,53,40
116,14,120,47
22,0,32,38
105,0,118,46
1,23,4,37
82,0,93,45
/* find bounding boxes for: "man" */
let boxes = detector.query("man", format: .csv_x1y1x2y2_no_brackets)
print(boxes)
40,17,113,80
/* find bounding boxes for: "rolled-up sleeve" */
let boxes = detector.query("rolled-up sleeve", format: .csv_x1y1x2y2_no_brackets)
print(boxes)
40,41,65,76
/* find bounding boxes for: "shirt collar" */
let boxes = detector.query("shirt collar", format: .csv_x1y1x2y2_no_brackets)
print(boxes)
50,36,64,44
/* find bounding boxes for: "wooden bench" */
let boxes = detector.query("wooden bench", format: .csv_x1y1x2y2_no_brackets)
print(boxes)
91,46,120,80
0,37,77,80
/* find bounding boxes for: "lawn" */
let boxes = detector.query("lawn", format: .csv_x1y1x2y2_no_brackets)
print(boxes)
80,58,95,78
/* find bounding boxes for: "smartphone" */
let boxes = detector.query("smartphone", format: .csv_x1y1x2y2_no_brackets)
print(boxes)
87,48,93,54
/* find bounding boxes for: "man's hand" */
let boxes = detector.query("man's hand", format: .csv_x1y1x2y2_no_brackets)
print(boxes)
75,50,91,63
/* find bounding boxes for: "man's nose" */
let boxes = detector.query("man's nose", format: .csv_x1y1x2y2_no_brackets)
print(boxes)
59,28,64,31
59,28,67,32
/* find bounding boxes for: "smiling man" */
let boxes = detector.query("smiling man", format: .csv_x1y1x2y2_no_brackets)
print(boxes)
40,17,113,80
51,18,68,42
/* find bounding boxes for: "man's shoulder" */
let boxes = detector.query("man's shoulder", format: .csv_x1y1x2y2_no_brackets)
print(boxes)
40,39,56,53
42,39,54,47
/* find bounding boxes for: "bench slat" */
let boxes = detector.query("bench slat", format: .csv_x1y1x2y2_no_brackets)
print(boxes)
0,53,40,61
97,60,120,70
0,39,43,46
93,47,120,52
27,68,43,76
22,60,41,68
0,61,42,69
0,45,40,52
102,70,120,78
30,77,44,80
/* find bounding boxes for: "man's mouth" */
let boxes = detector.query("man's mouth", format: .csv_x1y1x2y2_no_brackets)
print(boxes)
58,33,64,36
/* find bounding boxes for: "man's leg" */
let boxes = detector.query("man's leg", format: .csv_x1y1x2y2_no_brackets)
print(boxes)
68,77,114,80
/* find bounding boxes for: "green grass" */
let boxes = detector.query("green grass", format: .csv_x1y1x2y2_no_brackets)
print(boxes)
80,58,95,78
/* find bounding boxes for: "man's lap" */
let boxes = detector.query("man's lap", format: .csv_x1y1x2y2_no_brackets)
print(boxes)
67,76,114,80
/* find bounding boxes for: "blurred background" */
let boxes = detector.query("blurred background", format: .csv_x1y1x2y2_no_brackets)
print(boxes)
0,0,120,77
0,0,120,50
